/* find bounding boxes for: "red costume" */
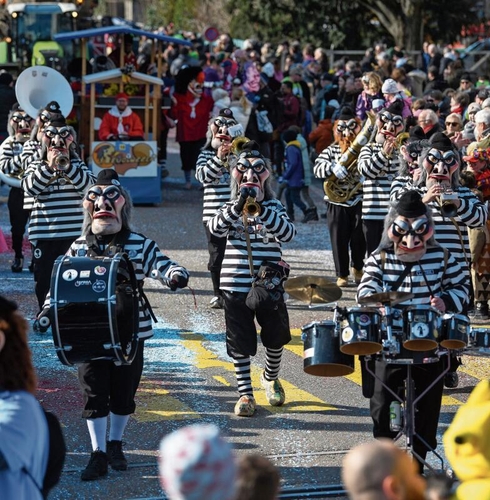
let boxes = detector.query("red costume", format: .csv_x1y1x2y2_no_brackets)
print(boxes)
98,109,144,141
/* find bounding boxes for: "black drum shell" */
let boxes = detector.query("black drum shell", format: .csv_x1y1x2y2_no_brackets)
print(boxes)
339,307,382,356
302,321,354,377
440,314,470,350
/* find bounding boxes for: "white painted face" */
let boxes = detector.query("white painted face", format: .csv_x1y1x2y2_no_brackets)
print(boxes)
83,185,126,235
388,215,433,262
423,148,459,190
232,151,270,202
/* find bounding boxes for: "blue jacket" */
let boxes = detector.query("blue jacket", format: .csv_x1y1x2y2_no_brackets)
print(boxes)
283,141,305,188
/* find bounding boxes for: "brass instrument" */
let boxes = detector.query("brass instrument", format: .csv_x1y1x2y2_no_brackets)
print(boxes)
55,154,70,170
224,136,250,169
243,196,261,216
439,183,458,218
323,112,376,204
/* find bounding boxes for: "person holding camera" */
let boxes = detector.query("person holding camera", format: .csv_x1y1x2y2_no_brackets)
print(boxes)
195,108,243,309
98,93,144,141
208,140,296,417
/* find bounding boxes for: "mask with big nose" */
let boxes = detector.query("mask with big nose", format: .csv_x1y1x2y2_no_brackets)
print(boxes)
232,149,270,202
43,121,73,169
83,185,126,235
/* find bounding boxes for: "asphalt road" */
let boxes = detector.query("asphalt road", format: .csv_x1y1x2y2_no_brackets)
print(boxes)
0,133,489,499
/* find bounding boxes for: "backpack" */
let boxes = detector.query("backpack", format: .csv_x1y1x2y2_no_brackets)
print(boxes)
256,109,274,134
42,409,66,498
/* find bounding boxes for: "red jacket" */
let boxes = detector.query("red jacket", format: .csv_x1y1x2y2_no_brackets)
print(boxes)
308,119,334,154
98,109,144,140
173,92,214,143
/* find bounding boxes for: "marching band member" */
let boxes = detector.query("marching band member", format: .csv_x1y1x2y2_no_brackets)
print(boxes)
42,169,189,481
0,104,35,272
357,100,405,254
313,106,366,287
208,140,296,417
358,190,469,473
195,108,241,309
21,111,96,329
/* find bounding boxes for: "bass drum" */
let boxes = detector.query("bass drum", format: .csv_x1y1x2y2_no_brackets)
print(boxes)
50,253,139,366
302,320,354,377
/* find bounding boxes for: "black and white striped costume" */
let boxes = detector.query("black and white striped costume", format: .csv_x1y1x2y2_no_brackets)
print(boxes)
21,157,96,308
358,143,400,253
19,139,41,210
0,138,32,261
58,232,189,420
357,244,469,469
208,198,296,399
195,147,232,298
314,143,365,279
392,183,487,284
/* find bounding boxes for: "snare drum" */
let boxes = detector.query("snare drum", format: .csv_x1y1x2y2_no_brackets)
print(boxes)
403,305,440,351
50,253,139,366
339,307,382,355
440,314,470,350
302,321,354,377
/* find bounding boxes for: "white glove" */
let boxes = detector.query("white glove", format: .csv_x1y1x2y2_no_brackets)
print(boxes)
332,163,348,180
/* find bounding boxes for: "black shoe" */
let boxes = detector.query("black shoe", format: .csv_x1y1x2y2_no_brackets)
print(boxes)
302,208,319,223
33,319,48,334
444,372,459,389
81,449,109,481
320,212,327,219
106,440,128,471
28,261,34,273
11,257,23,273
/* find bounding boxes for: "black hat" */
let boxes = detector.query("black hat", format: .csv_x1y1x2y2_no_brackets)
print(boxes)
338,106,355,120
321,72,333,81
0,72,13,86
43,101,62,114
478,88,489,100
11,103,22,112
0,295,17,320
460,72,472,82
408,125,426,141
396,190,427,218
218,108,234,119
385,99,404,116
96,169,121,186
48,117,66,128
283,129,297,143
429,132,453,151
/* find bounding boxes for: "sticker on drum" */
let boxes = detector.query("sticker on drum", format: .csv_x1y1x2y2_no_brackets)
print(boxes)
440,314,470,350
301,320,354,377
403,306,439,351
339,307,382,356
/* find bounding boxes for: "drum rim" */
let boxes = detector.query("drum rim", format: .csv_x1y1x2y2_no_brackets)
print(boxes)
302,320,336,329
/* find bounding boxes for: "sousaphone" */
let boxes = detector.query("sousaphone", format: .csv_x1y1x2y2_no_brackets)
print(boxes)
0,66,75,187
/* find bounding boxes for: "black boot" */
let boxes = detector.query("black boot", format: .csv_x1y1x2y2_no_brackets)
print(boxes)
302,207,319,223
11,257,23,273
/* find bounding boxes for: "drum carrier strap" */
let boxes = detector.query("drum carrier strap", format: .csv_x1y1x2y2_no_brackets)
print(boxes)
85,229,157,323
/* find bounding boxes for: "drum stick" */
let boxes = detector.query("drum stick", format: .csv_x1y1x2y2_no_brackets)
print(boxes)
150,269,175,289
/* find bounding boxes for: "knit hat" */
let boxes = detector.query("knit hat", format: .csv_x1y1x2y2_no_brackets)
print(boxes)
381,78,399,94
468,102,481,114
327,99,340,109
372,99,385,112
116,92,129,101
96,169,121,186
338,106,355,120
385,99,404,116
396,190,427,217
283,129,298,143
159,424,237,500
429,132,453,151
42,101,62,114
462,121,476,141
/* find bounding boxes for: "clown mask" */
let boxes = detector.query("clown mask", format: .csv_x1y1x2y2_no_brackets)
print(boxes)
83,185,126,235
232,150,270,202
388,215,433,262
334,118,360,152
10,111,34,143
423,148,459,190
188,72,205,97
375,110,404,144
211,115,239,150
42,125,73,170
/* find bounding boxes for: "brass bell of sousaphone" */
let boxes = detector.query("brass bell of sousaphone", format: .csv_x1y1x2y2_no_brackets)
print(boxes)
15,66,74,120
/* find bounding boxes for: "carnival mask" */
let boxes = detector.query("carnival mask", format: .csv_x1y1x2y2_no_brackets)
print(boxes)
388,216,433,262
10,111,34,143
211,116,239,150
423,148,459,189
42,125,74,168
232,150,270,202
375,110,404,144
83,185,126,235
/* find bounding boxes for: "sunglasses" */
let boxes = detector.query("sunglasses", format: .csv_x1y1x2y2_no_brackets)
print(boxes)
11,113,33,123
460,80,470,84
446,122,460,127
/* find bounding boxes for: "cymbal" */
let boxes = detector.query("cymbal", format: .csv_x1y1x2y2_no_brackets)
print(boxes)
285,276,342,304
358,291,414,306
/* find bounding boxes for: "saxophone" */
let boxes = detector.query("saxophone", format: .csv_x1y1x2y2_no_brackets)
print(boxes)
323,112,376,204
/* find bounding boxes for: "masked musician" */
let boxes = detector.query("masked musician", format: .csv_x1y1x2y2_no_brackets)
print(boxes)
313,106,366,287
21,113,96,329
0,103,35,272
172,66,214,189
208,140,296,417
357,190,469,473
358,100,405,254
41,169,189,481
195,108,242,309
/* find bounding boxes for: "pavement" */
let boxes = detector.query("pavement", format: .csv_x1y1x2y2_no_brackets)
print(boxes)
0,131,489,499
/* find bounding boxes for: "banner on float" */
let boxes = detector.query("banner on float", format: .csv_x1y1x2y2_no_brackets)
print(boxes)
91,140,158,177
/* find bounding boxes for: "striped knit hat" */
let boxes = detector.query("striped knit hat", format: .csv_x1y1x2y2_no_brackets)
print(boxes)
159,424,237,500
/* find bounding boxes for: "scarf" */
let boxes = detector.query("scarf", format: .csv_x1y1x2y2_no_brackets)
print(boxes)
109,106,133,135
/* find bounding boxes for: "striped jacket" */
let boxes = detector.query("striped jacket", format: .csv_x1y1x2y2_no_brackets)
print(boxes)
357,142,400,220
392,184,487,280
208,199,296,292
21,158,96,243
313,143,363,207
0,137,35,209
54,232,189,340
357,244,469,313
195,148,232,224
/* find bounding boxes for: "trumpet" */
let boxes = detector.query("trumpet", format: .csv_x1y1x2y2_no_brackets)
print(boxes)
55,154,70,171
224,136,250,169
439,185,458,218
243,196,261,217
